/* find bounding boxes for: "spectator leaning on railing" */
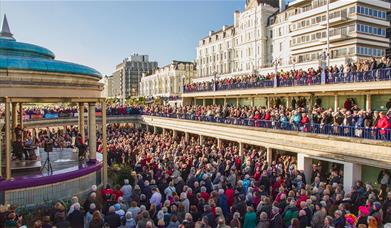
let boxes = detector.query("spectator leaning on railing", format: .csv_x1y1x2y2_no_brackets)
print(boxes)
184,57,391,92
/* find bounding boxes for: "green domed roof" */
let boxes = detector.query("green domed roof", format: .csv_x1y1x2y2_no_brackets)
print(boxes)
0,15,102,78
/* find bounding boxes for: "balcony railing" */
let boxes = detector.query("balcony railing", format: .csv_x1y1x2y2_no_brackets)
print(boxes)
183,68,391,93
144,112,391,142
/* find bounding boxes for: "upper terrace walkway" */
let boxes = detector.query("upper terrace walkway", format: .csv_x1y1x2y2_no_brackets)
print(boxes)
183,68,391,96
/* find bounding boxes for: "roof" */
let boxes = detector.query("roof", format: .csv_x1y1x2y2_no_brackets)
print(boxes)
0,15,102,78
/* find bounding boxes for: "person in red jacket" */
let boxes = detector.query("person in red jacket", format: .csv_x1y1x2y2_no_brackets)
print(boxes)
301,113,310,132
376,112,391,140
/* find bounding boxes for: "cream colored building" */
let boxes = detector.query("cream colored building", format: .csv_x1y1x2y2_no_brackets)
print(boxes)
268,0,390,69
196,0,279,79
195,0,390,81
139,60,196,98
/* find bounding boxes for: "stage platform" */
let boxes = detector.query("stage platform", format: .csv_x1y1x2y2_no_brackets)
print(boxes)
6,148,80,177
0,150,103,206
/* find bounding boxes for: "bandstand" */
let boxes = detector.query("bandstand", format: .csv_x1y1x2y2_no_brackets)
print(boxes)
0,15,108,206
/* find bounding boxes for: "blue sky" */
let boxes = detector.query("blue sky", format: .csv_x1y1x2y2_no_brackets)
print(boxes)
1,0,252,76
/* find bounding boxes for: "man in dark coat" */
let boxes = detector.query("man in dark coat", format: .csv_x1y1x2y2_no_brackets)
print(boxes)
104,206,121,228
66,204,84,228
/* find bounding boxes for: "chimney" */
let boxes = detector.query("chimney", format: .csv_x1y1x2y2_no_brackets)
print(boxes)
209,30,214,36
234,10,240,27
279,0,286,12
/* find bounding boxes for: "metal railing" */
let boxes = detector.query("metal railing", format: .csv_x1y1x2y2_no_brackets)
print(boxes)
183,68,391,93
143,112,391,142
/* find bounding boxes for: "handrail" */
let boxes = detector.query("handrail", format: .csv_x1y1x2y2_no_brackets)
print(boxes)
183,68,391,93
143,112,391,142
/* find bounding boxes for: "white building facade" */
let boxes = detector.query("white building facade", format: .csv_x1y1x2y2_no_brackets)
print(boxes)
195,0,390,81
139,61,196,98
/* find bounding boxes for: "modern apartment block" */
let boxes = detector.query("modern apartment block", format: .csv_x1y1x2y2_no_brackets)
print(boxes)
110,54,158,98
195,0,390,80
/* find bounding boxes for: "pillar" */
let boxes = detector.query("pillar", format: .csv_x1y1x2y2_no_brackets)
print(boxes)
101,101,108,186
12,102,17,141
308,94,314,112
185,132,190,143
236,98,239,107
5,99,11,179
153,126,157,134
286,97,291,109
199,135,205,145
250,97,255,107
88,102,97,163
366,94,372,111
173,130,178,139
213,98,216,105
194,98,197,106
238,142,244,156
297,153,312,184
343,162,362,193
162,128,167,136
79,103,85,143
18,103,23,131
334,94,338,112
223,98,227,106
32,128,37,143
266,147,273,164
217,138,222,148
267,97,271,109
202,99,206,106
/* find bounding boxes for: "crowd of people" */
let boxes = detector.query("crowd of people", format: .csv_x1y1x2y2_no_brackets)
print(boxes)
184,57,391,93
143,99,391,140
3,125,391,228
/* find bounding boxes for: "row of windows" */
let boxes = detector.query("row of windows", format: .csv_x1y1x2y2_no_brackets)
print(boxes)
357,47,385,57
356,24,386,37
357,6,387,20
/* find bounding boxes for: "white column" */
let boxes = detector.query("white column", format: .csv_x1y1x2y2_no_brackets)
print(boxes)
213,98,216,105
162,128,167,136
173,130,177,139
250,97,255,107
5,99,11,179
286,97,291,109
217,138,223,148
199,135,205,145
153,126,157,134
239,142,244,156
223,98,227,106
236,98,239,107
266,147,273,164
185,132,190,143
297,153,312,184
267,97,271,109
88,102,97,162
101,101,108,186
308,94,314,112
343,162,362,193
334,94,338,112
366,94,372,111
79,103,85,143
202,99,206,106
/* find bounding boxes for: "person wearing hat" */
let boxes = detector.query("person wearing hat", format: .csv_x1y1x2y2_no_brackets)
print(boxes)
357,205,369,226
370,201,383,225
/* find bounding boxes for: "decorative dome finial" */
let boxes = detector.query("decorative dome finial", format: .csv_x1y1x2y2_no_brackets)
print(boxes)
0,14,15,40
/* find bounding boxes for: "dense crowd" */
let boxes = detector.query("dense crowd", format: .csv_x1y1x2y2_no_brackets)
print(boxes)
4,125,390,228
143,99,391,140
184,57,391,92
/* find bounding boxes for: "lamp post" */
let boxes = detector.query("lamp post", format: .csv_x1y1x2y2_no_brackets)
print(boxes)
213,71,218,91
273,58,281,88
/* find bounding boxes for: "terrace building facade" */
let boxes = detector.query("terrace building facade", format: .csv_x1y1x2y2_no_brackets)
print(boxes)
139,60,196,98
195,0,390,80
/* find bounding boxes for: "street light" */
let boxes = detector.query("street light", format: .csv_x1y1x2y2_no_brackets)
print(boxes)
273,58,281,88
